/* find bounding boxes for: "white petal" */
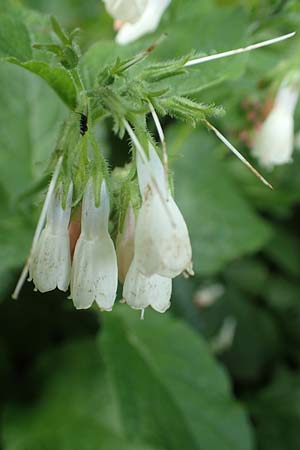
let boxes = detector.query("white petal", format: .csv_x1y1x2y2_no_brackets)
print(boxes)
123,258,172,312
71,234,118,311
137,144,167,199
47,183,73,233
275,83,299,114
135,190,192,278
30,228,71,293
252,83,299,169
253,107,294,169
116,0,171,45
104,0,147,24
81,180,110,238
71,181,117,311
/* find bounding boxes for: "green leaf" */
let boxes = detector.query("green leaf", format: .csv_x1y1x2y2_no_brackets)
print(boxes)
0,62,67,199
124,2,250,96
220,287,282,383
264,227,300,278
0,62,67,293
100,308,254,450
170,125,272,275
249,369,300,450
0,14,32,61
0,9,77,108
3,339,161,450
172,275,281,384
7,58,77,108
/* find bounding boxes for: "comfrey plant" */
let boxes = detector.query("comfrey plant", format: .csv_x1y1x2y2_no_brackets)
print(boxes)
11,16,295,318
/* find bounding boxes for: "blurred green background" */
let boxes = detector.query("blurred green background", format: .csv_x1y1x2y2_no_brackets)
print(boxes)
1,0,300,449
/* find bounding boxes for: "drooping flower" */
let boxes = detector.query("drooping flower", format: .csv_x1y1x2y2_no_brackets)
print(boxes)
252,81,299,169
103,0,171,45
29,183,73,293
71,179,118,310
134,144,192,278
123,258,172,313
116,203,136,283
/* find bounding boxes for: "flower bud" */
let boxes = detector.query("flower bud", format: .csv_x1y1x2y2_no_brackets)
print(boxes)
71,180,118,311
134,145,192,278
252,82,299,169
123,258,172,313
29,183,73,293
116,204,136,283
68,207,81,261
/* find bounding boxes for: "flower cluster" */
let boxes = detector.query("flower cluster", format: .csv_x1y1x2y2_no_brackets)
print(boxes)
11,11,296,317
28,138,192,315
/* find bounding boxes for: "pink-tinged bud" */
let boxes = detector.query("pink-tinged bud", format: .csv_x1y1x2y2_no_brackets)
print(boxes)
116,204,136,283
68,207,81,261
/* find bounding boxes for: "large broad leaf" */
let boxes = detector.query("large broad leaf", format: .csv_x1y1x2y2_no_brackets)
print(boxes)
3,311,253,450
0,13,32,61
171,275,281,384
7,58,77,109
0,62,67,294
248,369,300,450
169,125,271,275
0,62,67,199
2,339,161,450
100,308,254,450
0,10,77,108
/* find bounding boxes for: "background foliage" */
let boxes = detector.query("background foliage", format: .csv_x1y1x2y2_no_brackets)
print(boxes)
0,0,300,449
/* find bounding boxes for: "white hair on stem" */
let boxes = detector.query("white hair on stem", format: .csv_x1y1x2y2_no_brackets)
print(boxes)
185,32,295,68
12,156,64,299
205,120,273,190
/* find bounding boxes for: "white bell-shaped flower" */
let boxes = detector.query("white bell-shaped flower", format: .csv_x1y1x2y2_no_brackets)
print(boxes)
29,183,73,293
134,144,192,278
71,180,118,311
252,82,299,169
123,258,172,313
104,0,147,24
104,0,171,45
